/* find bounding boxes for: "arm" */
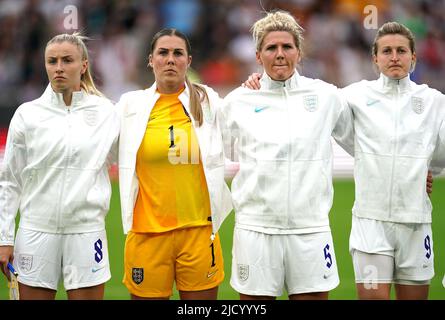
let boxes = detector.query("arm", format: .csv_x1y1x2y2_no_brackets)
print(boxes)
426,170,433,195
332,92,355,157
429,94,445,176
0,111,26,279
0,246,14,280
427,95,445,195
112,93,130,167
216,98,239,180
426,121,445,196
107,107,120,166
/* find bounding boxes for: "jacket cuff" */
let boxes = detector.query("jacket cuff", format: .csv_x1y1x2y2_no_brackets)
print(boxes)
0,232,14,246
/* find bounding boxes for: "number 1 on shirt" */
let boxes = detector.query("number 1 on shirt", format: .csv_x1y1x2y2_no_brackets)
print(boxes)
169,125,176,148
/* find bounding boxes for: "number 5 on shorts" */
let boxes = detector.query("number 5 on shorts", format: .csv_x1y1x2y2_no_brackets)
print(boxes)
323,244,332,268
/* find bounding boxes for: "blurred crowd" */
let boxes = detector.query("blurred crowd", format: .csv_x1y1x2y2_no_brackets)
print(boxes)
0,0,444,113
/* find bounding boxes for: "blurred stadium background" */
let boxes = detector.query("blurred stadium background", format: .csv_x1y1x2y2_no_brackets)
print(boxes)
1,0,445,299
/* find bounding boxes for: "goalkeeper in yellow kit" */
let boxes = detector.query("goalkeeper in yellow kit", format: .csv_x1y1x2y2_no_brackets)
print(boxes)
117,28,232,299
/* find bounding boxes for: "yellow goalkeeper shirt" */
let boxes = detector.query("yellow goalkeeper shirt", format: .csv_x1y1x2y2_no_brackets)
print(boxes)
132,88,212,232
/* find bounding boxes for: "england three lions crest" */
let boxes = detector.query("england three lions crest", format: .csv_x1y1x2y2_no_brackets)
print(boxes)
132,267,144,284
303,95,318,112
83,109,99,126
19,254,33,272
412,97,424,114
238,264,249,281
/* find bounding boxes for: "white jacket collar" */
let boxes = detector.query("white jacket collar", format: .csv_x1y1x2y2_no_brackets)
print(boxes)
260,70,299,90
376,73,412,93
43,84,87,108
149,81,192,117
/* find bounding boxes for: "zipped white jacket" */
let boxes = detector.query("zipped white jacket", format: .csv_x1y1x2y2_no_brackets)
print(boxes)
117,82,233,235
219,71,354,233
0,85,119,245
342,74,445,223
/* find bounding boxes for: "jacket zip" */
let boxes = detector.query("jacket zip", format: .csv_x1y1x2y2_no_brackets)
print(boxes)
282,84,292,226
388,82,400,218
57,107,72,231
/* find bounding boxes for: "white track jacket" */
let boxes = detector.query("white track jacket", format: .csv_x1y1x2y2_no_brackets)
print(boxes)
117,83,233,234
343,74,445,223
219,71,354,233
0,85,119,245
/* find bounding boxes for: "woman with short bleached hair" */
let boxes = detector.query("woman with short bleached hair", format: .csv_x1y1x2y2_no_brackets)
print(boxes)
219,10,354,300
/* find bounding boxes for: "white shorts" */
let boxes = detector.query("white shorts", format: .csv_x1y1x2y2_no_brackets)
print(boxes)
349,216,434,283
230,227,339,297
13,228,111,290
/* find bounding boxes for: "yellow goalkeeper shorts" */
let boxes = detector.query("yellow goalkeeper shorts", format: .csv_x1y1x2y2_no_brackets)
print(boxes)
123,225,224,298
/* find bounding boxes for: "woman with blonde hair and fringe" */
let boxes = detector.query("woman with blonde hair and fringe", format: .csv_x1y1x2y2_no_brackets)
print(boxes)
0,33,119,299
117,28,232,300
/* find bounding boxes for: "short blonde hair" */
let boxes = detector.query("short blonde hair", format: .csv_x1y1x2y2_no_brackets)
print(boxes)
46,32,103,97
251,10,304,52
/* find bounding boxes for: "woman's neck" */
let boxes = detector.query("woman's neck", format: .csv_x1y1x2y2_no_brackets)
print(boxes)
157,82,185,94
62,90,73,106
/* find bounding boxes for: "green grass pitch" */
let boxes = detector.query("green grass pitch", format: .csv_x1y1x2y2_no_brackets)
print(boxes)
1,179,445,300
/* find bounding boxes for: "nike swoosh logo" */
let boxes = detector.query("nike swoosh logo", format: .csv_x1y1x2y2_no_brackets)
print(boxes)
207,270,218,278
92,266,106,273
254,106,269,113
366,100,379,106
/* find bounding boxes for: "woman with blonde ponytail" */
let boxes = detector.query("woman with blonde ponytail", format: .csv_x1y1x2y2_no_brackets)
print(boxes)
46,32,104,97
0,33,119,299
117,28,232,300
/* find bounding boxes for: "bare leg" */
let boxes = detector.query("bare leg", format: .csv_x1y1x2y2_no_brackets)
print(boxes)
395,284,429,300
356,283,391,300
19,282,57,300
66,283,105,300
289,291,329,300
180,286,218,300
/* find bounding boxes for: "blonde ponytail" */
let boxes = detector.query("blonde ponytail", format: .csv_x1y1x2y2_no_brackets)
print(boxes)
46,32,104,97
185,76,208,127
